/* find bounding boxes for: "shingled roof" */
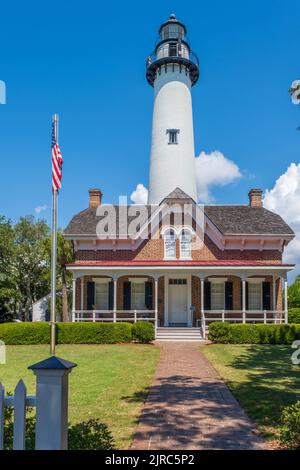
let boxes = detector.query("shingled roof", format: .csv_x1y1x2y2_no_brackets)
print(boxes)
204,205,294,236
64,202,294,237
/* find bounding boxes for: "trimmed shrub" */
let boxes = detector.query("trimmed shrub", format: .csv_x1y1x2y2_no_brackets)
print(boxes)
0,322,50,345
132,321,155,343
0,322,133,345
56,322,133,344
280,402,300,449
207,322,232,343
289,308,300,324
208,322,300,344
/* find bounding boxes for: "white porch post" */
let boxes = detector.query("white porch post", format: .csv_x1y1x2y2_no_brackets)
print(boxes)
284,274,288,324
80,277,84,311
200,277,204,318
241,275,247,323
154,276,158,337
272,275,277,321
113,277,118,322
72,275,76,322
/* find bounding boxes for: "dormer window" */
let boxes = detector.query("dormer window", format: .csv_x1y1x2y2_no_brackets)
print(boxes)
180,229,192,259
164,228,176,259
167,129,179,145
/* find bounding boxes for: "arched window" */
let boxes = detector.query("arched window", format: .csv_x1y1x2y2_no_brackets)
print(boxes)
180,229,192,259
164,228,176,259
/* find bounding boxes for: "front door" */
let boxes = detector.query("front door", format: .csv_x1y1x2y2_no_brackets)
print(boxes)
168,279,188,325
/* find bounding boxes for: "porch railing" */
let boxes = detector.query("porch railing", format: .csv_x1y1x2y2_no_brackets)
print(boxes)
196,310,286,331
73,310,156,324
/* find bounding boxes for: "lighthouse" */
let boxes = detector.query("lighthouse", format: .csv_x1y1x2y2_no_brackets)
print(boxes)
146,14,199,205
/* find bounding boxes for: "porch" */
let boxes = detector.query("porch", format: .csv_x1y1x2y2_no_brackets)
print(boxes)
67,263,291,337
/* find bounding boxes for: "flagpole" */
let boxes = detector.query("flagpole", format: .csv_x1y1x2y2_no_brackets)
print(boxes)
50,113,59,356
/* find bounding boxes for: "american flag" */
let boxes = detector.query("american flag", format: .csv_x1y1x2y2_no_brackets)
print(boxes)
52,120,63,191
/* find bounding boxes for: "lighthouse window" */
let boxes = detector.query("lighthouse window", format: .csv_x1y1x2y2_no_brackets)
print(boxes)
167,129,179,145
169,43,177,57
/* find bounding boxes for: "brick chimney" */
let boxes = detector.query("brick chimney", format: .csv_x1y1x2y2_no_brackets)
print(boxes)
89,188,102,208
248,188,263,208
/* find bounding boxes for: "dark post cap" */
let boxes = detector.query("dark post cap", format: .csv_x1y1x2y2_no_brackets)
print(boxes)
28,356,77,370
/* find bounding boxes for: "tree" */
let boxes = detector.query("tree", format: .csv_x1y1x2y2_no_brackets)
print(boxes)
45,230,74,322
14,216,50,321
288,275,300,309
56,231,74,322
0,216,18,322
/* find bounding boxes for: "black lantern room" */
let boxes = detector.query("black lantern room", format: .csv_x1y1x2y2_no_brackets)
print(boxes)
146,14,199,87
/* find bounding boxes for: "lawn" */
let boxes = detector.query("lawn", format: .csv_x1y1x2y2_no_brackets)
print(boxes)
202,344,300,442
0,344,160,449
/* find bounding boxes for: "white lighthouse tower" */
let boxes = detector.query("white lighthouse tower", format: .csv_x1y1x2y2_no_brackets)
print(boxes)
147,14,199,205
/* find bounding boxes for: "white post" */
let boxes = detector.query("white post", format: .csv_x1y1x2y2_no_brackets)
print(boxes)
92,310,96,322
263,310,267,324
0,383,4,450
113,277,117,322
222,310,225,322
72,276,76,322
200,278,204,318
273,275,277,321
29,356,76,450
134,310,137,323
242,277,246,323
154,277,158,336
284,275,288,324
13,379,26,450
80,277,84,311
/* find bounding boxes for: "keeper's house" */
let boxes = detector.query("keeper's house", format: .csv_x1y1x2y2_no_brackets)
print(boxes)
64,15,294,340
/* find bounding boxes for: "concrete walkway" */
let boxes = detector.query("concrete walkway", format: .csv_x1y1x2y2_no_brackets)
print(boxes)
131,342,264,450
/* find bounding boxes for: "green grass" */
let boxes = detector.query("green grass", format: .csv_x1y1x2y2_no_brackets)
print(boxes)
0,344,160,449
202,344,300,441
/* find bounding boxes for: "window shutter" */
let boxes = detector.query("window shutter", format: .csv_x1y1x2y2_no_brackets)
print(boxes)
262,282,271,310
123,281,131,310
87,281,95,310
204,281,211,310
108,281,114,310
145,281,153,309
225,281,233,310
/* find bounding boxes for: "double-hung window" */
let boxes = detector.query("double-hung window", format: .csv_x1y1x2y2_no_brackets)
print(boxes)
180,229,192,259
164,229,176,259
211,282,225,310
248,281,262,310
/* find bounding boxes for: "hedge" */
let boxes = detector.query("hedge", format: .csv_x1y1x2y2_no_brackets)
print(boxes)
0,321,155,345
289,308,300,324
208,322,300,344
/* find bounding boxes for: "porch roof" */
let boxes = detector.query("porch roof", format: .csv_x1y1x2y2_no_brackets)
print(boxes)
66,260,294,273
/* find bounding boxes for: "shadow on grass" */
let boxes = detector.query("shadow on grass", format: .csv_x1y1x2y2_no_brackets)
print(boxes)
216,345,300,437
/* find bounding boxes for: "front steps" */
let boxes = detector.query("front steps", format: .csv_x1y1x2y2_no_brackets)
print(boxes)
156,327,204,342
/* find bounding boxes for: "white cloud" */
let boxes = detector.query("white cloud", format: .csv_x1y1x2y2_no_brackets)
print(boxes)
130,184,148,205
195,151,242,202
35,204,48,214
264,163,300,274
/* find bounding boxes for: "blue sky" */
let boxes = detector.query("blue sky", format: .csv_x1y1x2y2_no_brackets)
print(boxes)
0,0,299,231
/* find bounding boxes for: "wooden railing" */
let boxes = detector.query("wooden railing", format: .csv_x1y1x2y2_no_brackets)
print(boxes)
196,310,286,331
73,309,156,323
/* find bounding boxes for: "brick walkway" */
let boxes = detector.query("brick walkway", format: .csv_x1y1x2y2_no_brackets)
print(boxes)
131,342,264,450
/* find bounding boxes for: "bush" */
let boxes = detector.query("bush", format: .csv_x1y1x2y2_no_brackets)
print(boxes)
56,322,133,344
289,308,300,324
280,402,300,449
0,322,50,345
0,322,133,345
4,404,114,450
132,321,155,343
68,419,115,450
208,322,300,344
